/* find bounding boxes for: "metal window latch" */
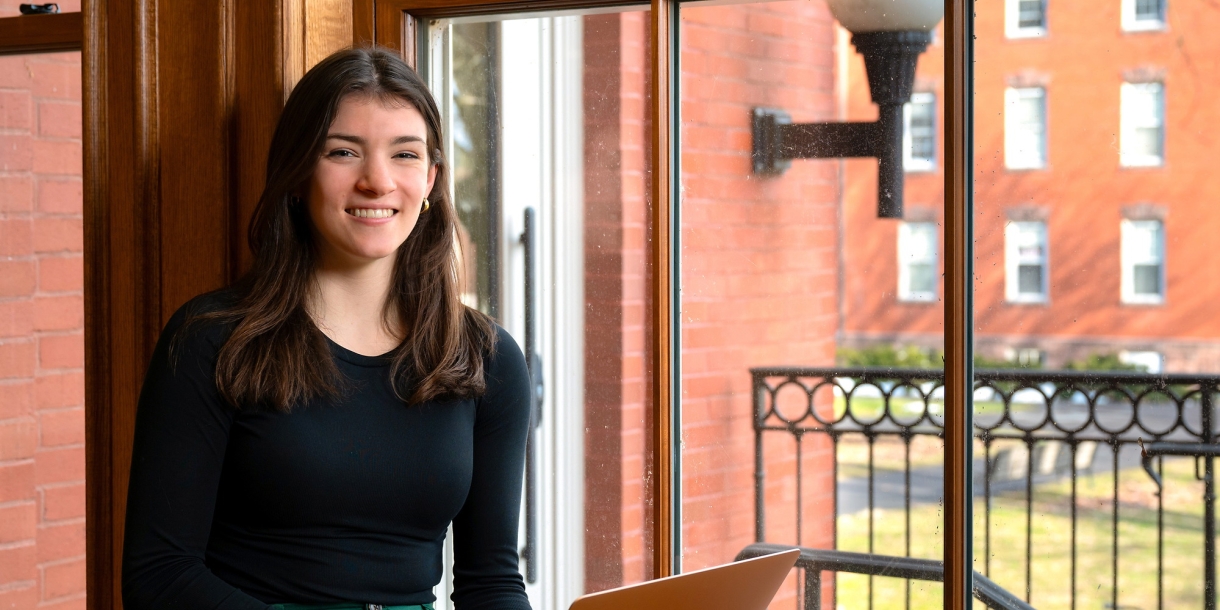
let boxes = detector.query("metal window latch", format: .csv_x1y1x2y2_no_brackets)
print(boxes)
19,3,60,14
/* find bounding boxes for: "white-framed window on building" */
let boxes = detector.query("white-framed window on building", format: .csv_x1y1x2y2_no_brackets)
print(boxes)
904,92,936,171
898,222,938,302
1121,219,1165,304
1122,0,1166,31
1006,0,1047,37
1119,350,1164,373
1120,82,1164,167
1005,87,1047,169
1005,220,1048,303
1003,347,1045,368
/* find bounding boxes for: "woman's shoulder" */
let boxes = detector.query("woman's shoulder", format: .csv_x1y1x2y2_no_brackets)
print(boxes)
478,321,529,389
161,287,243,354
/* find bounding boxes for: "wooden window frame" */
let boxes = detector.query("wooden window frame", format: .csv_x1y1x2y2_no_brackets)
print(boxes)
0,11,82,56
374,1,972,605
71,0,971,606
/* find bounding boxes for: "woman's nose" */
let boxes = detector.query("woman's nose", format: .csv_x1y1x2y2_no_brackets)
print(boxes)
356,157,396,196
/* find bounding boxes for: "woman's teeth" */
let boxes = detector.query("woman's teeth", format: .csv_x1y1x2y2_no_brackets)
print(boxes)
347,208,396,219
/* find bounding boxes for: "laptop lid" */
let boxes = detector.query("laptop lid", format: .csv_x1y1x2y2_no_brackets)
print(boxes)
568,548,800,610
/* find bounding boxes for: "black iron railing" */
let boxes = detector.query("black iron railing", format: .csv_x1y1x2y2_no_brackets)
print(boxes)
736,543,1034,610
750,367,1220,610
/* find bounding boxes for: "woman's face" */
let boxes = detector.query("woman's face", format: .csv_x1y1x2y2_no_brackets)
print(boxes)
307,94,438,269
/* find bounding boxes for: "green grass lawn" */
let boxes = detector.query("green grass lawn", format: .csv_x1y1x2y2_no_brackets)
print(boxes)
830,457,1213,609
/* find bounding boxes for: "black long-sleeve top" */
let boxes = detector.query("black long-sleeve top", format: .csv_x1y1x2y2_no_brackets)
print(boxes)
122,293,533,610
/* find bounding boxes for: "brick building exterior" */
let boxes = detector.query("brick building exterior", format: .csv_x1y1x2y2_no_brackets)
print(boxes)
841,0,1220,373
0,29,87,610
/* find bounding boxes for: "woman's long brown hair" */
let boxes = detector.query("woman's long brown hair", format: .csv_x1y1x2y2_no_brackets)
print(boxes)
189,47,495,411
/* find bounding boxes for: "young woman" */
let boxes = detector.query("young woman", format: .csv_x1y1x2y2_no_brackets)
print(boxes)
121,48,533,610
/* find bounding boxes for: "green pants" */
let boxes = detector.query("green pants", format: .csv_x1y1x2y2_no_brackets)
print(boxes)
273,604,434,610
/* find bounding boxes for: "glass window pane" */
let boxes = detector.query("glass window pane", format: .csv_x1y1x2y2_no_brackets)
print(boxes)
429,9,654,608
1005,88,1046,169
976,0,1209,605
1017,0,1044,28
905,93,937,171
680,2,949,607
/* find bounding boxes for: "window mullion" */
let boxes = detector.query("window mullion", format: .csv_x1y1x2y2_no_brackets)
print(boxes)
650,0,679,580
945,0,974,607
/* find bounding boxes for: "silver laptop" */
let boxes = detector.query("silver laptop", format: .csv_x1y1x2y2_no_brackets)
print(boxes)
568,548,800,610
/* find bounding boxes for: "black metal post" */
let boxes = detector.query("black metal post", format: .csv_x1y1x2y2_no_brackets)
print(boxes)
1205,389,1216,610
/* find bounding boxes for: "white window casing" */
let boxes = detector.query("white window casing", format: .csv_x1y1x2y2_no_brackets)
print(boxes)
1121,219,1165,304
1120,82,1164,167
1005,87,1047,170
1123,0,1166,31
903,92,936,172
1006,0,1047,38
1005,220,1049,303
898,222,938,302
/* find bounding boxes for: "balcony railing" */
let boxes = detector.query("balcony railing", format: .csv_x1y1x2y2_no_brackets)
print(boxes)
749,366,1220,609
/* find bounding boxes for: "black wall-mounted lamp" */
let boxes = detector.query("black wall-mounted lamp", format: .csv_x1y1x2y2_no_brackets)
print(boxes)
751,0,944,219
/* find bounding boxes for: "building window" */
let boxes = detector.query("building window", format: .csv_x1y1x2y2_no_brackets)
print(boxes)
1121,219,1165,303
898,222,938,301
1007,0,1047,37
1003,347,1045,367
904,92,936,171
1005,221,1048,303
1005,87,1047,169
1123,0,1166,31
1120,350,1164,373
1121,82,1164,167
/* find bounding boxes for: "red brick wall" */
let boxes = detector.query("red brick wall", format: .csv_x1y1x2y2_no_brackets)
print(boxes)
0,40,87,610
679,3,838,604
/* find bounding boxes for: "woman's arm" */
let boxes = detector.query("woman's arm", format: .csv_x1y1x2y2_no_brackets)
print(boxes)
122,301,270,610
450,326,534,610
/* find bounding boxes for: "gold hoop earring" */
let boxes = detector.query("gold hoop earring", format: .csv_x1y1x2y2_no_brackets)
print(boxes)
422,198,431,212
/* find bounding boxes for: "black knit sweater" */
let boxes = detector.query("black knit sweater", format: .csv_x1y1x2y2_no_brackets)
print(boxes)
121,292,533,610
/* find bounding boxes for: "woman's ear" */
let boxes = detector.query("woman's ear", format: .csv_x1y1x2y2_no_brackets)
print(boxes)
425,163,439,198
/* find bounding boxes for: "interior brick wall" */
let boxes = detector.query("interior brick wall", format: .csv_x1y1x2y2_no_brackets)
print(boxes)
0,45,87,610
0,5,86,605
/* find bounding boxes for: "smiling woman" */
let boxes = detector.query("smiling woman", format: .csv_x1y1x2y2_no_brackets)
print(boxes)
119,48,533,610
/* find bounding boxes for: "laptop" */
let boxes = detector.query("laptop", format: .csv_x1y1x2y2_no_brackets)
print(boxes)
568,548,800,610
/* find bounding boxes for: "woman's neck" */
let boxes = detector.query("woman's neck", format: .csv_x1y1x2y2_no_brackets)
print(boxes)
309,258,403,357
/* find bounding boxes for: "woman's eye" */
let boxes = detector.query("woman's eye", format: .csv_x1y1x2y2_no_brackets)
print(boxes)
394,151,420,160
326,149,356,158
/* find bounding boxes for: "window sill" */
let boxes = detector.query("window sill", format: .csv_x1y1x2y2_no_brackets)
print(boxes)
1120,157,1164,169
1121,21,1168,33
1004,164,1048,172
898,295,939,304
1005,28,1047,39
1121,297,1165,306
1005,297,1049,305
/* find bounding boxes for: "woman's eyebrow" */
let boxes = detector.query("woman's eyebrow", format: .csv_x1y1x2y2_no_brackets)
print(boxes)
325,133,425,145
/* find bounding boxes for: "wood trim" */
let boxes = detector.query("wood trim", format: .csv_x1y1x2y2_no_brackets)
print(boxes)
354,0,376,45
649,0,675,580
374,0,645,19
943,0,973,606
0,12,82,55
86,0,163,606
